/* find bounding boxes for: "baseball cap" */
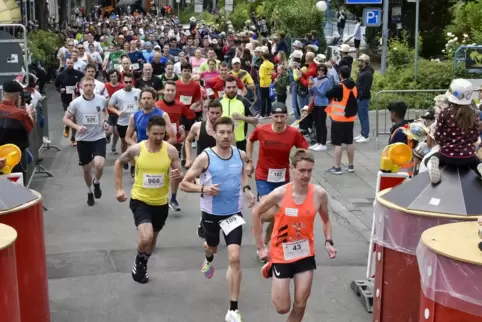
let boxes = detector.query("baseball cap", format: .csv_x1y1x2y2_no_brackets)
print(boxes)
339,44,350,53
154,45,161,50
232,57,241,64
358,54,370,63
446,78,473,105
3,80,24,93
272,102,288,114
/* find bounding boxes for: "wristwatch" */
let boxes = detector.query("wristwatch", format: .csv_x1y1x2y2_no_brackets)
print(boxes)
245,158,251,163
325,239,334,246
243,185,252,193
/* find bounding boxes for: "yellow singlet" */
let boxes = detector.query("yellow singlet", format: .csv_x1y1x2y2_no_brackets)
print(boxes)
131,141,171,206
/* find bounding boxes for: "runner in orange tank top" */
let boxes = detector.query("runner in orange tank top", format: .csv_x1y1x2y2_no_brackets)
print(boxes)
252,149,337,322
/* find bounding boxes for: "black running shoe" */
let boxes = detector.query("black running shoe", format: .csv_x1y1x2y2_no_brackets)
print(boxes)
123,163,129,170
87,193,95,206
169,200,181,211
197,218,205,239
130,166,135,178
132,261,149,284
93,181,102,199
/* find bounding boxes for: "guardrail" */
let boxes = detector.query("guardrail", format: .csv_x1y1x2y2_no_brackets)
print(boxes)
25,96,60,189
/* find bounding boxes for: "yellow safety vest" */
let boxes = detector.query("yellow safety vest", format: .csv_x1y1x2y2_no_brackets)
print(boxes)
220,96,245,142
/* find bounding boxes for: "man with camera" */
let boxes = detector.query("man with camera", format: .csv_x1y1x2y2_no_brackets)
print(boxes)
0,80,36,182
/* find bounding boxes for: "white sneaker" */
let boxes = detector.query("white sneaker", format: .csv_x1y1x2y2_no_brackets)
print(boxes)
356,136,370,143
225,309,242,322
42,137,52,144
312,144,327,151
309,143,320,150
428,157,441,184
354,135,362,141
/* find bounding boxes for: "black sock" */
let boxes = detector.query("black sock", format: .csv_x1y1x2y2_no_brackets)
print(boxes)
206,254,214,263
230,301,238,311
144,252,151,263
136,251,146,264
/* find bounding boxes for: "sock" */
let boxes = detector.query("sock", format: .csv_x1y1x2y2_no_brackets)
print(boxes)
93,178,100,184
144,252,151,263
171,193,177,202
87,185,92,193
230,301,238,311
206,254,214,263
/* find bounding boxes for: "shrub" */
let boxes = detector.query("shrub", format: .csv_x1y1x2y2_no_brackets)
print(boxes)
28,30,63,70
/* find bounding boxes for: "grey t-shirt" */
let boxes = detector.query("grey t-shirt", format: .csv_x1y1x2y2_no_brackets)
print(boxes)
109,88,141,126
68,94,107,142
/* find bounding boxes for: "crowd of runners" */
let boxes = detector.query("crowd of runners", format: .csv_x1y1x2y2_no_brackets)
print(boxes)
47,11,350,322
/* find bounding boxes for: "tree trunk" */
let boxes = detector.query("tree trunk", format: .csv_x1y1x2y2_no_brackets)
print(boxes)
35,0,48,30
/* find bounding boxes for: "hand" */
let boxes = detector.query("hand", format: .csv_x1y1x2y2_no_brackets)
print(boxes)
170,168,182,180
257,246,269,262
118,110,126,117
25,104,34,114
231,112,241,120
0,157,6,170
77,125,88,133
204,184,221,196
245,163,253,177
103,121,109,131
325,243,337,259
244,189,256,208
116,189,127,202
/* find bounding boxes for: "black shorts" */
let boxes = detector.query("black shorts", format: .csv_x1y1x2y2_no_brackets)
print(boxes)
77,138,107,166
195,111,203,121
236,140,246,152
330,121,354,146
182,117,196,132
354,39,361,49
272,256,317,279
201,212,243,247
174,143,183,157
108,114,118,126
116,125,128,139
130,199,169,232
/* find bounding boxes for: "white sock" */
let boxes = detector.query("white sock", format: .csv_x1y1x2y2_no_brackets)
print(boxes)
87,185,92,193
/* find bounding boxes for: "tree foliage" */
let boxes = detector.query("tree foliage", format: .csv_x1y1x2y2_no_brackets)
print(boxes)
446,0,482,44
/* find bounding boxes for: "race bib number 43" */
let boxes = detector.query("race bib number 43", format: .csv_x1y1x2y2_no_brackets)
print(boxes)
267,168,286,183
219,214,245,235
142,174,164,188
283,239,310,261
83,114,99,125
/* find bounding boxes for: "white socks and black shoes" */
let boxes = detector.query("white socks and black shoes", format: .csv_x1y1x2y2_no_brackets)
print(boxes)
428,157,441,184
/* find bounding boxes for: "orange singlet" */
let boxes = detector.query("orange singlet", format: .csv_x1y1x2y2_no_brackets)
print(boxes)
270,183,317,264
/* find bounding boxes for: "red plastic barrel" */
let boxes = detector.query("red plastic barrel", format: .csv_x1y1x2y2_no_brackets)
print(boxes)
0,191,50,322
417,221,482,322
0,223,21,322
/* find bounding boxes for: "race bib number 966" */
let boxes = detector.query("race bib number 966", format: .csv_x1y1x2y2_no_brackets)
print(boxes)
142,174,164,188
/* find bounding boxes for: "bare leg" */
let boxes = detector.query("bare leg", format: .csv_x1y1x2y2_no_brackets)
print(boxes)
226,244,241,302
271,274,291,315
287,270,314,322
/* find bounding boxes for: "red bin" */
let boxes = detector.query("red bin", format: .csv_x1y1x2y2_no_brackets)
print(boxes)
0,190,50,322
0,223,21,322
372,191,476,322
417,221,482,322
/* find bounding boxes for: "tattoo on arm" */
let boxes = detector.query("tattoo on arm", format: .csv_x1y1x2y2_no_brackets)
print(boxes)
118,146,139,164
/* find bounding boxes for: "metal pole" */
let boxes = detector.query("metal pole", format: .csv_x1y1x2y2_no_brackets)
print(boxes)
414,0,420,81
380,0,389,74
67,0,72,24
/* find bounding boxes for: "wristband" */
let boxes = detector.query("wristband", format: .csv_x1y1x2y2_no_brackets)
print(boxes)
243,185,251,193
201,184,204,197
325,239,334,246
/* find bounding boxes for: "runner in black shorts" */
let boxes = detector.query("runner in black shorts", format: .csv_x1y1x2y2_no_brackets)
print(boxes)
201,212,243,247
130,200,169,232
77,139,107,166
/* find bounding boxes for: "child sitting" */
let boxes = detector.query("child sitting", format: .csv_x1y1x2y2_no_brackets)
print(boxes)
428,79,482,184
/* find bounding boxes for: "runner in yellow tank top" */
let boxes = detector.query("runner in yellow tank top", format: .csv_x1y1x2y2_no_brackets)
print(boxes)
114,115,183,284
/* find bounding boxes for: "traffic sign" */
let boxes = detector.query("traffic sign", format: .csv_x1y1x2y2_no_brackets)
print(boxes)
225,0,233,12
363,8,382,27
346,0,382,4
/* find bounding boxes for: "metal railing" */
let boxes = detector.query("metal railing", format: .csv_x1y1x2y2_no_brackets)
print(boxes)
25,97,60,190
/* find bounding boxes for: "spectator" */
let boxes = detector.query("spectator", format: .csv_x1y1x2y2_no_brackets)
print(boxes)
355,54,374,143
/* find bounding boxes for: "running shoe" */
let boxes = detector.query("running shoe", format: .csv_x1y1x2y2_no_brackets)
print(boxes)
130,166,135,178
105,135,111,144
123,163,129,170
87,193,95,206
63,127,69,138
93,181,102,199
225,309,242,322
132,261,149,284
71,140,77,147
346,164,355,173
428,157,441,184
324,166,342,175
111,146,117,154
169,200,181,211
261,261,273,279
201,258,214,279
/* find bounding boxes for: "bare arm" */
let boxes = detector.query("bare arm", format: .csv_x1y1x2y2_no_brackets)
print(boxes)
246,136,255,161
317,186,333,241
107,104,120,116
125,115,137,146
185,122,200,163
167,144,184,180
180,152,208,193
63,110,78,130
252,187,285,249
162,113,177,144
114,144,140,191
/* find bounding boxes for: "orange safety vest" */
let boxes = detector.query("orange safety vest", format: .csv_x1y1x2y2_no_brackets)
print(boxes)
390,127,415,176
325,83,358,122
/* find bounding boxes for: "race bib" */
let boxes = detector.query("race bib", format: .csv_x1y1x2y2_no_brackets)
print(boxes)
83,114,99,125
131,63,140,70
66,86,75,94
142,174,164,188
237,89,243,96
267,168,286,183
174,56,179,62
123,102,137,113
219,214,245,235
283,239,310,261
180,95,192,105
206,88,215,96
217,91,224,97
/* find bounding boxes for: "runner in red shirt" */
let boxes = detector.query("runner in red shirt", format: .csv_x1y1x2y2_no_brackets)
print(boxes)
245,102,308,259
156,80,189,212
175,61,202,157
105,69,125,153
205,61,245,99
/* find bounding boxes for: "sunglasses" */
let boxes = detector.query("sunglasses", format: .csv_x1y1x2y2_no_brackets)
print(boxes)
124,81,133,84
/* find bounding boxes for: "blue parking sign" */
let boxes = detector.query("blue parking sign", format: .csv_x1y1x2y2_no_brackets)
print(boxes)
363,8,382,27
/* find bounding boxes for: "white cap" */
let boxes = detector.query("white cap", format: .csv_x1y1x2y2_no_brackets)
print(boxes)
291,49,303,59
358,54,370,63
254,46,263,52
340,44,350,52
261,46,269,53
314,54,326,64
446,78,473,105
292,40,303,48
232,57,241,64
